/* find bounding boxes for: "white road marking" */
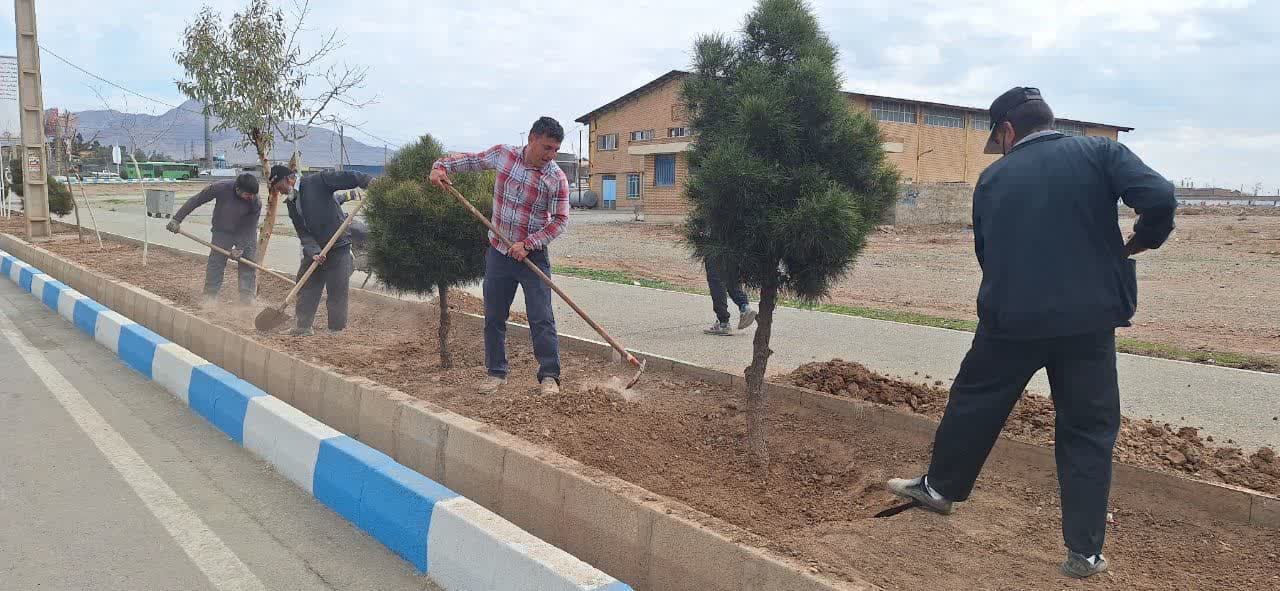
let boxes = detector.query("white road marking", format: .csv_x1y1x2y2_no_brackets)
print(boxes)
0,301,267,591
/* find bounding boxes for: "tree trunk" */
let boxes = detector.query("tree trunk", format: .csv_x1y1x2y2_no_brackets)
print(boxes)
744,282,778,469
254,139,278,264
438,284,453,369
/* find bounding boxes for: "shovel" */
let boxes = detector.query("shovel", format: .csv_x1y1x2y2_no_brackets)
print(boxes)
175,228,297,286
255,195,368,332
442,184,646,388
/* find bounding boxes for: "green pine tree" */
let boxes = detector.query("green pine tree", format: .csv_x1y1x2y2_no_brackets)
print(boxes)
682,0,899,465
365,134,495,368
7,158,74,216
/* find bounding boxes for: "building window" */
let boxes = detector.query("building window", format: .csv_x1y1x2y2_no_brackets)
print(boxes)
630,129,655,141
923,107,964,128
870,100,916,124
669,127,689,138
598,134,618,151
1055,121,1085,136
627,173,641,199
970,113,991,130
655,154,676,187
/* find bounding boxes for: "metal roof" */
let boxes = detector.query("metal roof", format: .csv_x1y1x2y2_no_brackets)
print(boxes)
575,70,1134,132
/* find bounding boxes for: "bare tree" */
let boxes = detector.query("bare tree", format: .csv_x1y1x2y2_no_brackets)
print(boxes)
175,0,371,263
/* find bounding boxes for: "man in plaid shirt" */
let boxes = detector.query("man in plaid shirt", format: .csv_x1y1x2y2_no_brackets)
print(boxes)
431,116,570,395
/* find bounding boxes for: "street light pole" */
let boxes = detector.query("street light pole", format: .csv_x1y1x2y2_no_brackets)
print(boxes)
14,0,51,239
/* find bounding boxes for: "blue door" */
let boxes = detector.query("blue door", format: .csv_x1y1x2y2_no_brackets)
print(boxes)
602,175,617,209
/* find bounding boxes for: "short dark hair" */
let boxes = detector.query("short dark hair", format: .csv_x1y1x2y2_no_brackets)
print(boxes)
530,116,564,142
235,173,260,195
1006,100,1055,140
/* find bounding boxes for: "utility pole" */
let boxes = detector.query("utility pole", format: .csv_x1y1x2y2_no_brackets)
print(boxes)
15,0,51,239
336,124,344,171
383,143,387,168
203,103,213,169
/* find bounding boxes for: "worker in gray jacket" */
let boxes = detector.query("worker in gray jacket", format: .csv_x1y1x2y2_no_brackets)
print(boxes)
888,87,1177,579
166,173,262,305
274,165,372,336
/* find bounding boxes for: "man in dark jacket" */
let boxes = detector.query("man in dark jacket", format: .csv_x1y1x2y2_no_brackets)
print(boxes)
275,165,372,336
166,173,262,305
887,87,1177,579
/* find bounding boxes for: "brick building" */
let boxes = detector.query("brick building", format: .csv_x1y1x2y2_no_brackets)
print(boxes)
575,70,1133,217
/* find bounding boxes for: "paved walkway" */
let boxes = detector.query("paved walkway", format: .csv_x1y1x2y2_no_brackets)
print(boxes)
0,277,438,590
63,208,1280,450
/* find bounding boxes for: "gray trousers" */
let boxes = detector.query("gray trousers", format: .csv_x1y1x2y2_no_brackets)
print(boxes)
294,246,354,331
205,231,257,303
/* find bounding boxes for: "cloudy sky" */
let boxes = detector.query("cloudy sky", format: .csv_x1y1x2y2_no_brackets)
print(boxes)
2,0,1276,192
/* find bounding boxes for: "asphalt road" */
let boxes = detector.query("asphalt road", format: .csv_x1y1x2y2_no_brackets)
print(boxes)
64,207,1280,450
0,278,439,591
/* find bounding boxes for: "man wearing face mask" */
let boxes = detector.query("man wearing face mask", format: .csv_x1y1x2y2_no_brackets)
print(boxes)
887,87,1177,578
274,164,372,337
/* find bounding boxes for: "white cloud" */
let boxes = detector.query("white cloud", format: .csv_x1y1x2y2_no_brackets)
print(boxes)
0,0,1272,190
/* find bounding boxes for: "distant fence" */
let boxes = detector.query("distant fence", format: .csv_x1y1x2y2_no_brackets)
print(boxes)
53,177,201,185
1177,198,1280,207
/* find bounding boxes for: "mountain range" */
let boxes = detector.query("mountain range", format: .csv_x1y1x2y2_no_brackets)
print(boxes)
69,99,389,167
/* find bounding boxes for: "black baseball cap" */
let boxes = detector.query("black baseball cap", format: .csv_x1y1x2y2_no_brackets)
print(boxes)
984,86,1045,154
268,164,296,185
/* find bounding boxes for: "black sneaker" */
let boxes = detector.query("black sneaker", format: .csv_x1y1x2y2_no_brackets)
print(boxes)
1061,552,1108,579
703,321,732,336
886,475,954,515
289,326,314,337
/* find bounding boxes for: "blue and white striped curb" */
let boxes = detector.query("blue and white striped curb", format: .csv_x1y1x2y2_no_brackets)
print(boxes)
0,248,632,591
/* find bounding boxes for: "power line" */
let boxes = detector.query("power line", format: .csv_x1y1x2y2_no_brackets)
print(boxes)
338,119,408,149
38,44,203,116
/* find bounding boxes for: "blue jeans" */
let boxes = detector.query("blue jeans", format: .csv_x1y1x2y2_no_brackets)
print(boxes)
483,248,560,382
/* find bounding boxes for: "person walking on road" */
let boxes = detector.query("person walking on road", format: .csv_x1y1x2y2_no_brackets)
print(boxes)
887,87,1177,579
430,117,571,396
279,165,373,337
703,259,756,335
166,173,262,306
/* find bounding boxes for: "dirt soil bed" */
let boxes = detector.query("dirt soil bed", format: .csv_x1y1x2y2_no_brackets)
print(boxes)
12,224,1280,591
789,360,1279,496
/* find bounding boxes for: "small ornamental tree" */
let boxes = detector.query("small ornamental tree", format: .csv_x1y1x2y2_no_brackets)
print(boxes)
8,158,74,216
365,134,494,368
176,0,369,263
682,0,899,466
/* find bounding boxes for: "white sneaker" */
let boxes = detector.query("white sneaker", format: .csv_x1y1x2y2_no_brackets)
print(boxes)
478,376,506,394
737,307,758,330
540,377,560,395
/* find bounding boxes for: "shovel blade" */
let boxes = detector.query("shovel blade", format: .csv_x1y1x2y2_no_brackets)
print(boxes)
255,307,289,332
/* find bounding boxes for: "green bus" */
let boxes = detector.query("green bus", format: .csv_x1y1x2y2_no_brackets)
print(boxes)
119,162,200,180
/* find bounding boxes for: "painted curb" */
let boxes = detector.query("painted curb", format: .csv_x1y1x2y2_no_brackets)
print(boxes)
0,248,631,591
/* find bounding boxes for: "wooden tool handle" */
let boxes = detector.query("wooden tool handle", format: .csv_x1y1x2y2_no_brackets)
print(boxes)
442,184,639,367
177,228,295,285
281,195,368,308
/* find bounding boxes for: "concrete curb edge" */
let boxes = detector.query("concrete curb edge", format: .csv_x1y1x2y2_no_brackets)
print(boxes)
0,246,631,591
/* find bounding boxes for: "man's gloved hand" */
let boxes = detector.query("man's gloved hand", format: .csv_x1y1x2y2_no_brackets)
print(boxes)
228,245,243,260
166,219,181,234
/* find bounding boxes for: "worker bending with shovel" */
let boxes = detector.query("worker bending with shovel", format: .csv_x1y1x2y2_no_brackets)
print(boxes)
274,165,373,337
887,87,1177,578
166,173,262,306
430,117,570,396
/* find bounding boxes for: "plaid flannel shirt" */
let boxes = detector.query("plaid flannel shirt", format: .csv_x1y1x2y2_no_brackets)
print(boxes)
432,144,570,255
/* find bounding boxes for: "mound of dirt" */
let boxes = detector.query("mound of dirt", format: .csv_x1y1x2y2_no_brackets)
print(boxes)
789,359,1280,495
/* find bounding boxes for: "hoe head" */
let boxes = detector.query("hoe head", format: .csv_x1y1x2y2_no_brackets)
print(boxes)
625,356,647,389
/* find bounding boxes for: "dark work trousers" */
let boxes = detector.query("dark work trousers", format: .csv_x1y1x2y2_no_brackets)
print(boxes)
927,330,1120,556
205,230,258,303
705,259,750,324
294,246,354,331
483,247,560,383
